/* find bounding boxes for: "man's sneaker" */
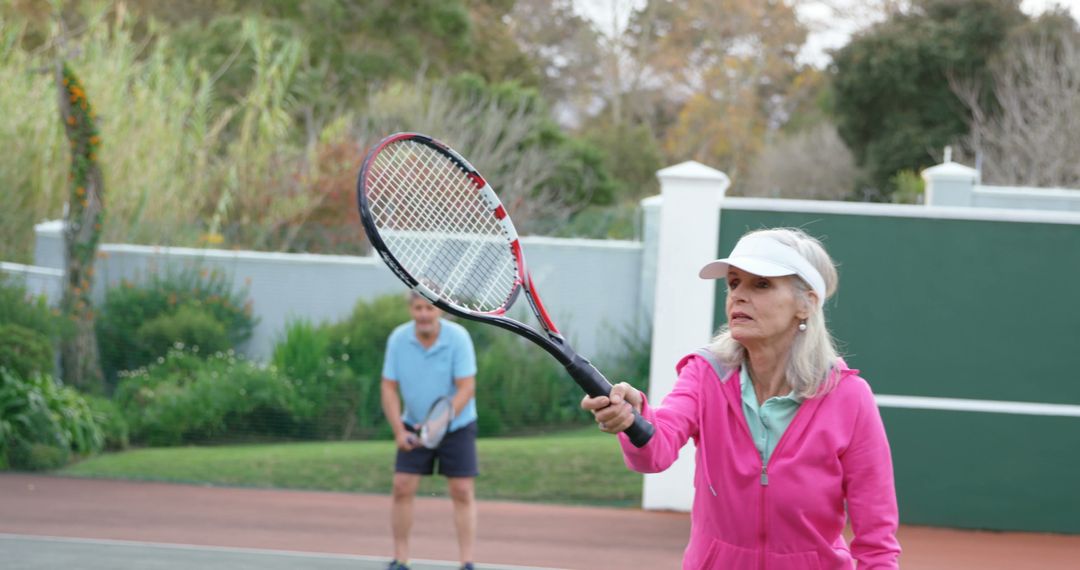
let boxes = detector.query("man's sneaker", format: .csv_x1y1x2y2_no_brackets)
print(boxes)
386,560,410,570
460,563,475,570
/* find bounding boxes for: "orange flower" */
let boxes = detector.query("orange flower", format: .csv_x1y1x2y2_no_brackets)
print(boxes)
200,232,225,245
76,187,86,197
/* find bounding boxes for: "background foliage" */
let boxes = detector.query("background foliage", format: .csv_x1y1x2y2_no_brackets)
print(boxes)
3,0,1077,260
95,265,256,385
2,0,1079,473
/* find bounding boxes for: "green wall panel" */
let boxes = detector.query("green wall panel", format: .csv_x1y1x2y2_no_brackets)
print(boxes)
883,408,1080,533
714,208,1080,533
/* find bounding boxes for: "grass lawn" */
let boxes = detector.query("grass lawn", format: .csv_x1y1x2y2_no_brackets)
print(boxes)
58,428,644,507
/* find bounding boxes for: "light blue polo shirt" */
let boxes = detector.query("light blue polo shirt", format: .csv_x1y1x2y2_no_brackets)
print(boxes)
382,319,477,432
740,365,802,465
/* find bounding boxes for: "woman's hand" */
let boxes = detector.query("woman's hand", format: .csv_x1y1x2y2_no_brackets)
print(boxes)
581,382,643,434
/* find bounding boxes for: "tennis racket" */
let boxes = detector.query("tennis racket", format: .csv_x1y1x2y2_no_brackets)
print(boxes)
357,132,654,448
406,396,454,449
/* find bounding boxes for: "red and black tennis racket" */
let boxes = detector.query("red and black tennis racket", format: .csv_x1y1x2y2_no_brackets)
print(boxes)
357,132,654,447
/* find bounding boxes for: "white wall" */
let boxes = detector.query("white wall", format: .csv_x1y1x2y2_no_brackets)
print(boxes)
29,222,646,362
0,261,64,306
923,160,1080,211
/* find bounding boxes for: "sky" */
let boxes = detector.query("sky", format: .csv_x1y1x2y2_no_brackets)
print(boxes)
572,0,1080,68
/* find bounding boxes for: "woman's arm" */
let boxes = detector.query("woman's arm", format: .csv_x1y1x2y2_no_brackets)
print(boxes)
587,356,710,474
842,380,902,568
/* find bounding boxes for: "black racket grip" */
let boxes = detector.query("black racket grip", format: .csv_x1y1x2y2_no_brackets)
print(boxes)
564,354,655,448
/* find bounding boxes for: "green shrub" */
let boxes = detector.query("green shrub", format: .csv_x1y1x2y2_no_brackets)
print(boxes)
0,323,55,379
555,202,642,240
114,348,304,446
595,323,652,397
136,305,231,360
96,266,256,382
461,320,592,437
84,395,129,451
324,294,593,437
273,319,332,385
8,443,70,471
0,274,62,337
272,319,360,439
264,294,649,441
325,295,411,438
0,369,104,471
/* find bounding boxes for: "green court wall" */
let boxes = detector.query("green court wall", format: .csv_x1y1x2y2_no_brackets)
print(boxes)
714,208,1080,533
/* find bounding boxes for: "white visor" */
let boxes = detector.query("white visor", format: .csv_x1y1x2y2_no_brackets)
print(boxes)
699,234,826,307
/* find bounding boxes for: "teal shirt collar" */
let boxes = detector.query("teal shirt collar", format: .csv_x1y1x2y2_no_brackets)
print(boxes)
739,364,802,466
739,365,802,408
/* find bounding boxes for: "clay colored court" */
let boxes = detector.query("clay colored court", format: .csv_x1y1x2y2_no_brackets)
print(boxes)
1,474,1077,569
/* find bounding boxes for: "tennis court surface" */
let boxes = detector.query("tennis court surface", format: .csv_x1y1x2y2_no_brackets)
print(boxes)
2,474,1078,569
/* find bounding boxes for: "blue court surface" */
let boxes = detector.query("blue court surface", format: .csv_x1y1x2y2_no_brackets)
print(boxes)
1,534,555,570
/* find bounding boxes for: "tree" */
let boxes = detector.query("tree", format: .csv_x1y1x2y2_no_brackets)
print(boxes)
625,0,808,177
830,0,1027,199
954,11,1080,187
56,63,105,391
738,122,858,200
504,0,604,126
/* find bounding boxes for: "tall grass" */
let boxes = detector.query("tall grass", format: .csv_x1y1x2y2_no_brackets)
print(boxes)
1,5,602,262
0,9,328,260
0,23,68,263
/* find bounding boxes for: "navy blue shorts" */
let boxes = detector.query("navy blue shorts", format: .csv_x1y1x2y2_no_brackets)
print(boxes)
395,420,478,478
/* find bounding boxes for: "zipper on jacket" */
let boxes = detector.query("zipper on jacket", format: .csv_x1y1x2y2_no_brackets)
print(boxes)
758,471,767,570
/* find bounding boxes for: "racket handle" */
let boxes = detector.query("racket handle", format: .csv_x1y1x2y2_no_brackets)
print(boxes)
564,354,655,448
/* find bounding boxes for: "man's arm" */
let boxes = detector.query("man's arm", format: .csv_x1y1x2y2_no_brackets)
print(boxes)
381,378,415,450
451,376,475,418
451,325,477,419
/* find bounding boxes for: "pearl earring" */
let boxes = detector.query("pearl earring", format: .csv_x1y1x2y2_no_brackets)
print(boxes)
798,321,807,332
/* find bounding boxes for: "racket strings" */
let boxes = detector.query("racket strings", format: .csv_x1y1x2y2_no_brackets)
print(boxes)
367,141,519,312
373,153,512,307
421,399,453,448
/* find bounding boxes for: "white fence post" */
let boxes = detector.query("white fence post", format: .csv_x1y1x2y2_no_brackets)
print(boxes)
33,220,67,271
923,161,979,207
643,161,730,511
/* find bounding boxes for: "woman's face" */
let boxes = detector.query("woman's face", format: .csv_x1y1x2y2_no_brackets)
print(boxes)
724,267,811,348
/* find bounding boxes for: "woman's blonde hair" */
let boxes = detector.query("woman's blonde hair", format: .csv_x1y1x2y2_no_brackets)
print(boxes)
707,227,841,398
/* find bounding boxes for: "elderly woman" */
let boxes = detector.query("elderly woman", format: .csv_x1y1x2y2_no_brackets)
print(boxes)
583,228,900,569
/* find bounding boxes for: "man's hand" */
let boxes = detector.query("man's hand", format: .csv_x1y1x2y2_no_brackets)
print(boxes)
395,427,420,451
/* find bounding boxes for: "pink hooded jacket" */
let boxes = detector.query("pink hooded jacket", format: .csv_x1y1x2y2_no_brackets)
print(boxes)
618,351,900,569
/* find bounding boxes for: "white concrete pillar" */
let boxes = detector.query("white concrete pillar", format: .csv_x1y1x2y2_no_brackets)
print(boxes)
643,161,729,511
923,161,979,207
34,219,66,271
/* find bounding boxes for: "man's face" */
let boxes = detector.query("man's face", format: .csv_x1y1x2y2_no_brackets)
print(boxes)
409,297,442,336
